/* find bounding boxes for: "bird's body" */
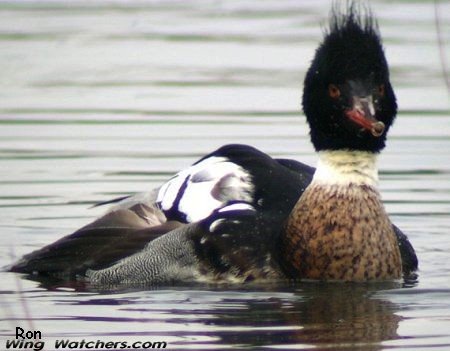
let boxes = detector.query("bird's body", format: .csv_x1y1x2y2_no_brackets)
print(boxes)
9,3,418,286
283,151,402,281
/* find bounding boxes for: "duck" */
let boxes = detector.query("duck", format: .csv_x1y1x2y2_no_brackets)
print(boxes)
10,3,418,285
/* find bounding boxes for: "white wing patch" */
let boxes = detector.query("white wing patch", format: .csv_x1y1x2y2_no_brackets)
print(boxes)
218,203,255,213
156,156,254,222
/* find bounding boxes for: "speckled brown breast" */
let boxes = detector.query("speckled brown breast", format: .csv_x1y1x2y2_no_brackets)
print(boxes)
283,183,402,281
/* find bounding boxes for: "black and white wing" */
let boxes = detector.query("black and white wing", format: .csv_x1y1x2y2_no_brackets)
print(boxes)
156,144,314,223
157,154,254,222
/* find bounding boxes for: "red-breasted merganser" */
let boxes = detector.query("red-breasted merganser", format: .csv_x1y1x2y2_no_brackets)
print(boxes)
10,3,418,286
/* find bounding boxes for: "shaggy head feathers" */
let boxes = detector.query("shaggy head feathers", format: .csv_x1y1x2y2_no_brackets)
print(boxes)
302,2,397,152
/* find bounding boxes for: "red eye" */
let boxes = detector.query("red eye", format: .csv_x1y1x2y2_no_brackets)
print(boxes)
378,84,385,96
328,84,340,99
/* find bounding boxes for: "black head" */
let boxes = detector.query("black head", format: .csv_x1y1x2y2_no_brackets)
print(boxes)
302,3,397,153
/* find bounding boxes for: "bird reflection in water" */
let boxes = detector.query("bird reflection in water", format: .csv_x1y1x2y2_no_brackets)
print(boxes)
204,283,404,350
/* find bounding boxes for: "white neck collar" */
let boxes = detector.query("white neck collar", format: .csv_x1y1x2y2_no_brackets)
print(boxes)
312,150,379,187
